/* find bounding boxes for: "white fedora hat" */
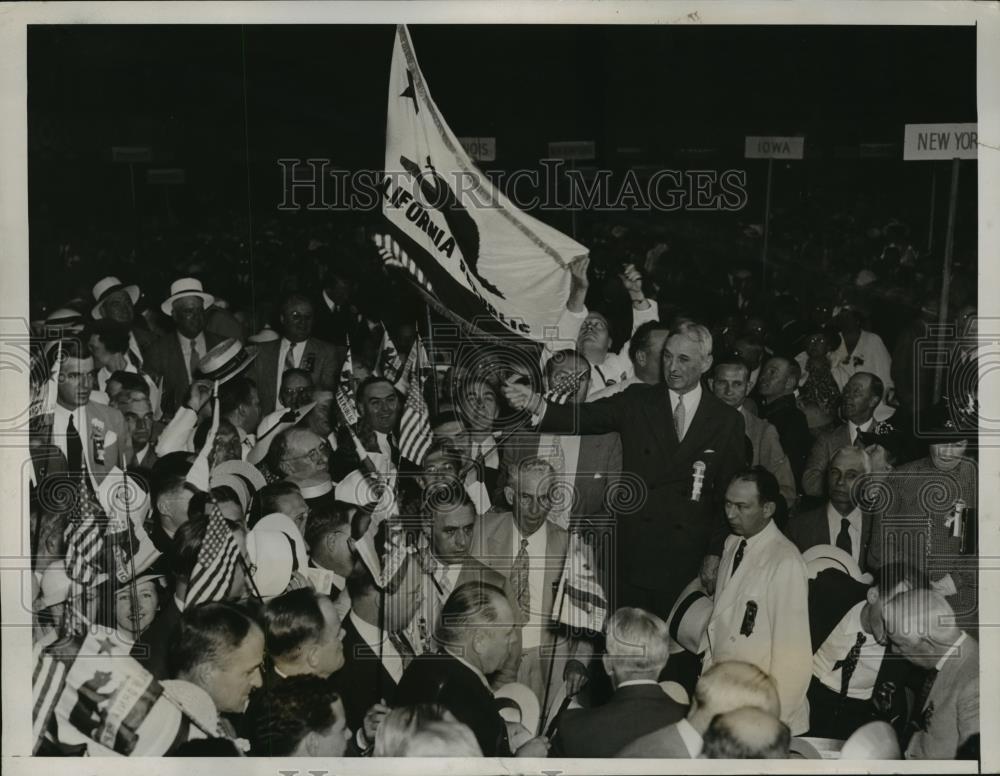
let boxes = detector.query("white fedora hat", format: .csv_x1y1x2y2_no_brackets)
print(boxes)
246,528,296,599
255,512,309,570
248,325,280,344
802,544,873,585
91,276,140,319
161,277,215,315
666,576,714,655
495,682,541,736
194,338,257,384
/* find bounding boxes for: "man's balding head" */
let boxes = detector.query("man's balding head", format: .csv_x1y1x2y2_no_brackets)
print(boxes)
883,589,962,670
435,582,515,677
689,661,780,734
702,707,790,759
756,356,798,401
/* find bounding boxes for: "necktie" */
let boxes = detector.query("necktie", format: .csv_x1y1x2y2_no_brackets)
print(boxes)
511,537,531,618
128,345,143,370
836,518,854,556
284,342,297,372
66,414,83,473
189,341,200,379
390,631,416,670
731,539,747,577
853,427,867,448
833,631,866,696
673,395,686,441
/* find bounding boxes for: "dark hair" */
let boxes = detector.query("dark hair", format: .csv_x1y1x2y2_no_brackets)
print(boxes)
107,370,149,394
258,481,302,518
280,368,313,388
280,292,314,315
729,466,783,512
263,587,328,659
169,601,260,678
420,439,463,472
435,581,509,649
712,354,750,381
355,375,395,405
430,410,462,430
251,675,344,756
628,321,671,363
423,480,475,520
86,319,130,355
220,377,258,417
45,337,89,370
303,500,352,556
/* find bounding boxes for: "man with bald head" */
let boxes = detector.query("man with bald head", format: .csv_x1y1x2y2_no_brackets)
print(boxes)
617,661,780,757
702,707,790,759
756,355,812,492
269,427,335,510
884,590,979,759
786,446,876,570
252,292,339,415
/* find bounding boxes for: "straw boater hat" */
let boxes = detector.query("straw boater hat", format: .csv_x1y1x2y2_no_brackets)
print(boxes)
246,528,298,599
801,545,872,585
194,338,257,384
254,512,309,570
665,577,714,655
248,325,280,344
212,459,267,491
43,307,86,336
91,276,140,319
160,277,214,315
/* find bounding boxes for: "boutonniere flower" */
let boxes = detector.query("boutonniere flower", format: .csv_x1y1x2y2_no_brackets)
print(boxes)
873,420,894,435
852,355,865,367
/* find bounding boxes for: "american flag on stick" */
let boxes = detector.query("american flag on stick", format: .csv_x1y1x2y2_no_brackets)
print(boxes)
398,335,432,466
543,368,589,405
184,500,242,607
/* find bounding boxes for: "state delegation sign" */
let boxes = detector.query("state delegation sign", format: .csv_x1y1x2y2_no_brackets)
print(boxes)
903,123,977,160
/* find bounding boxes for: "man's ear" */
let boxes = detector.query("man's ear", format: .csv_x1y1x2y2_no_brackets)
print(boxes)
635,350,647,368
504,485,515,506
763,500,776,521
866,587,879,606
701,354,713,376
601,653,613,678
305,642,320,670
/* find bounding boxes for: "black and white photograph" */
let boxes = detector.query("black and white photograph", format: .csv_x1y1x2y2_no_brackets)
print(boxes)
1,2,997,773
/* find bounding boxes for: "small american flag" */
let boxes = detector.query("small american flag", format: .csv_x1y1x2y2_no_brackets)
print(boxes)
543,369,589,405
554,531,608,633
334,384,360,427
64,474,105,587
375,329,404,383
185,500,242,607
338,333,354,392
398,336,432,466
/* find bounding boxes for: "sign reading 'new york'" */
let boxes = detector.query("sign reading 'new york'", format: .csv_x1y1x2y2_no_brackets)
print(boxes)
903,123,977,161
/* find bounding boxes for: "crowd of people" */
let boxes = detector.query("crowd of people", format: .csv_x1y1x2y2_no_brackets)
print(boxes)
26,203,979,760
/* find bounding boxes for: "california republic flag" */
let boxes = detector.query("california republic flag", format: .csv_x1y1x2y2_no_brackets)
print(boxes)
383,25,587,342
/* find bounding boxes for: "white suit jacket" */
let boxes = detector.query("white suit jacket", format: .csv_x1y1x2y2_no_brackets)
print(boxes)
702,519,812,735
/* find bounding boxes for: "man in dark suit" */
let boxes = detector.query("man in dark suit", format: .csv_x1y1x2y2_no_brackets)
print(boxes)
252,293,340,416
114,390,157,469
394,581,550,757
549,607,686,757
30,339,134,486
145,278,224,418
786,446,876,571
502,321,745,616
755,356,813,492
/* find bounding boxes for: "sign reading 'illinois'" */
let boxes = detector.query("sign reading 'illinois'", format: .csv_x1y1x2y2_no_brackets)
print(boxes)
744,136,805,159
903,123,977,161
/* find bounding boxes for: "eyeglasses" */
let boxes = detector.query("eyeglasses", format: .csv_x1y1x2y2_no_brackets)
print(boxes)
285,441,331,463
517,491,552,507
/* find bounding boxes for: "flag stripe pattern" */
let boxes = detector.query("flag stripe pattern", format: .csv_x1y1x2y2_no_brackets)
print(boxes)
32,651,67,749
185,500,241,607
556,532,608,633
64,475,105,585
399,337,432,466
542,369,588,405
374,233,435,294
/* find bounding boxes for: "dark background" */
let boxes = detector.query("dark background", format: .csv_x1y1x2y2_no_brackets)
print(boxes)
27,24,977,310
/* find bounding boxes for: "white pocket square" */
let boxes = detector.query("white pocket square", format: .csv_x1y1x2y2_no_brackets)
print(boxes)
104,430,118,447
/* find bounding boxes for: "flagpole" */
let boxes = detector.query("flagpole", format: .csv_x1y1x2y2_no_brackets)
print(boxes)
423,309,439,416
540,555,571,735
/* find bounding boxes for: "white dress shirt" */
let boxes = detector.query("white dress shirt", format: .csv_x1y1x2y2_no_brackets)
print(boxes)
52,402,88,462
275,339,306,408
813,601,885,700
512,521,549,650
177,332,207,382
349,610,405,684
668,383,703,441
827,502,863,565
847,417,874,446
675,717,703,758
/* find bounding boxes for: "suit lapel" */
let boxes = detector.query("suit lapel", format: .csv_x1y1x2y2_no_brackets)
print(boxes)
675,391,718,463
648,388,676,459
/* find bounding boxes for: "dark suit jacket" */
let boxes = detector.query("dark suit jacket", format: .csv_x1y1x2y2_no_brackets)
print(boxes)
615,719,694,757
394,651,511,757
130,594,182,680
550,682,687,757
30,402,134,485
786,504,874,573
498,430,623,528
540,384,745,602
802,422,852,497
758,394,813,490
145,330,224,418
251,336,340,415
331,613,399,733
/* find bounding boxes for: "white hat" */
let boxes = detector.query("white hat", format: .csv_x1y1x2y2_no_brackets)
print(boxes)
194,338,257,384
665,577,714,655
248,325,280,344
44,307,86,335
802,545,873,585
91,276,140,319
246,529,296,599
161,277,215,315
255,512,309,570
210,473,251,515
39,561,108,608
841,720,901,759
212,458,267,492
248,401,318,464
495,682,541,736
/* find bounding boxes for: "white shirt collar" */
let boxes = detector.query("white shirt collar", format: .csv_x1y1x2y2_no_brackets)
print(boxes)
827,501,862,528
617,679,660,689
848,417,874,440
322,289,336,312
298,479,334,499
669,382,702,409
935,631,968,671
445,648,492,691
349,610,405,683
177,331,206,352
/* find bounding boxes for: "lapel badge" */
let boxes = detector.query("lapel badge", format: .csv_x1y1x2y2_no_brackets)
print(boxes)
740,600,758,637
